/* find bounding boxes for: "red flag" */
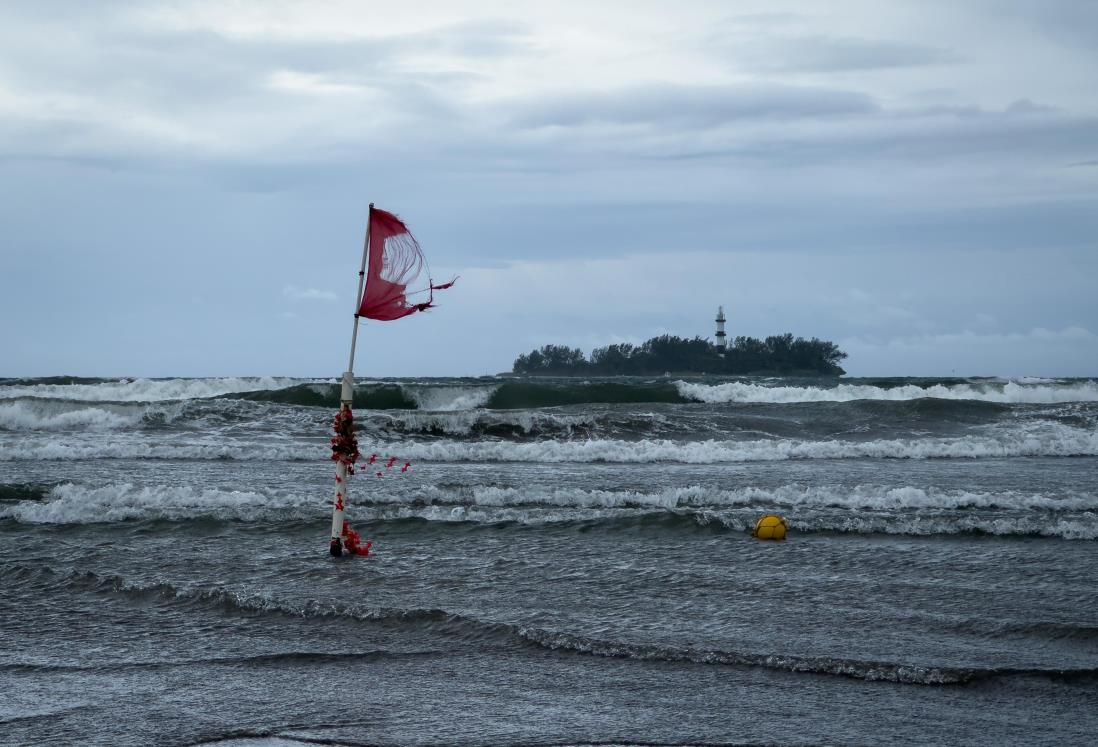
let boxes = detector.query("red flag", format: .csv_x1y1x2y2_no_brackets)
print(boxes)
357,208,453,321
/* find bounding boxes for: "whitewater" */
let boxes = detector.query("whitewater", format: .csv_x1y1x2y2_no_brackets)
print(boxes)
2,374,1097,746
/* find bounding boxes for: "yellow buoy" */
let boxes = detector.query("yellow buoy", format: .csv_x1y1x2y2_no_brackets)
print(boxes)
752,514,788,540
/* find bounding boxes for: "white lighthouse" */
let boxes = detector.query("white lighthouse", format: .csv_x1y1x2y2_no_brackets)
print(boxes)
715,306,727,350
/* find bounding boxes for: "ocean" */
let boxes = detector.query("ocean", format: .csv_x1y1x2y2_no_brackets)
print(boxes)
2,375,1097,746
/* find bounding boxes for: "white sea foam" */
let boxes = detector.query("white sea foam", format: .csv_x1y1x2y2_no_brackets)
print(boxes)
0,401,140,431
776,513,1098,541
380,425,1098,463
2,422,1096,462
406,484,1098,512
0,400,189,431
0,438,312,462
0,483,316,524
676,379,1098,405
6,482,1095,538
403,385,497,412
332,503,1098,540
0,376,311,403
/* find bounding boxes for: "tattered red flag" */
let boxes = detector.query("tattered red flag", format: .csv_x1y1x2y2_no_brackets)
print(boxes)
357,208,455,321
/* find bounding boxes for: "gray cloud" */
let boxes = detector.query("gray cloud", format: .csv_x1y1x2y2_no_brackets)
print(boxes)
622,105,1098,171
1,1,1096,376
969,0,1098,49
734,35,959,72
0,11,528,163
510,83,877,128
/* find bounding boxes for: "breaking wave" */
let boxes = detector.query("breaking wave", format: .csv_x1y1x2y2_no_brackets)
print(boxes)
14,566,1097,686
0,483,319,524
6,376,1094,413
380,428,1098,463
367,410,609,440
3,421,1097,463
367,505,1098,540
677,379,1098,405
0,438,318,462
676,380,1098,402
5,482,1095,538
227,381,685,410
405,385,496,411
406,483,1098,513
230,383,416,410
0,376,308,403
0,399,191,431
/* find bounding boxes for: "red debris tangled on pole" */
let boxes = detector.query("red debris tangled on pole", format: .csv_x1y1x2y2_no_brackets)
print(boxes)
330,406,360,473
341,520,373,556
329,404,414,558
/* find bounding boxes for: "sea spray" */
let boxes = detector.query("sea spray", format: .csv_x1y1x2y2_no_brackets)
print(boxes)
676,379,1098,404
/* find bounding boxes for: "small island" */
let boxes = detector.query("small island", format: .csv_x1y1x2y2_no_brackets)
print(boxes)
513,333,847,376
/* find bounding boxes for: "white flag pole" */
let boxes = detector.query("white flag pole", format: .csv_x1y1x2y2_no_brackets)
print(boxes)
330,203,373,557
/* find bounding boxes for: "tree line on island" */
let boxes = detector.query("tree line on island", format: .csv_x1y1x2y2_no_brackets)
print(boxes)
513,334,847,376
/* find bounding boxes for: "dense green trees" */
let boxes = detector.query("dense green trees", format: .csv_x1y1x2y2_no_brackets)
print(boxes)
512,334,847,375
512,344,589,375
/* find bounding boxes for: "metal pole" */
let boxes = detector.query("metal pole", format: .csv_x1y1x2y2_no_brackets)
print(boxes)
346,203,373,374
330,203,373,556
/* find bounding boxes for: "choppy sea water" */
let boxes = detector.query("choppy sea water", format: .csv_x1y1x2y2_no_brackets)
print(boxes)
1,375,1097,746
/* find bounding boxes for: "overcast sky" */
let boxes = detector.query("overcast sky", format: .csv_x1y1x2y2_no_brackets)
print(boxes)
2,0,1096,378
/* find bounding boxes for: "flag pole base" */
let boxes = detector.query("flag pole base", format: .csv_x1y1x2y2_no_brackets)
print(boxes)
329,538,343,557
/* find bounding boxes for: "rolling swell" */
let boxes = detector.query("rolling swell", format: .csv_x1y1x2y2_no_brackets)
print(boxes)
857,397,1009,421
16,566,1095,687
0,376,113,387
220,378,1098,415
488,381,687,408
6,376,1097,409
228,383,418,410
518,628,1098,685
225,381,688,410
356,405,946,442
0,650,436,674
364,410,669,441
0,482,52,503
979,621,1098,644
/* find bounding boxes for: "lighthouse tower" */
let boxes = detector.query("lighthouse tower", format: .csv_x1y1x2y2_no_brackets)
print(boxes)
715,306,727,350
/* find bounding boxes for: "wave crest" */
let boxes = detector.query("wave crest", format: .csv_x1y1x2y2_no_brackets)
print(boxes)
3,421,1097,463
16,566,1095,686
0,483,315,524
677,379,1098,405
4,481,1096,539
0,377,307,403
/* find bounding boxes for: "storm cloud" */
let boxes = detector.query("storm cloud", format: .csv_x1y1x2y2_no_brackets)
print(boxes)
1,0,1095,377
